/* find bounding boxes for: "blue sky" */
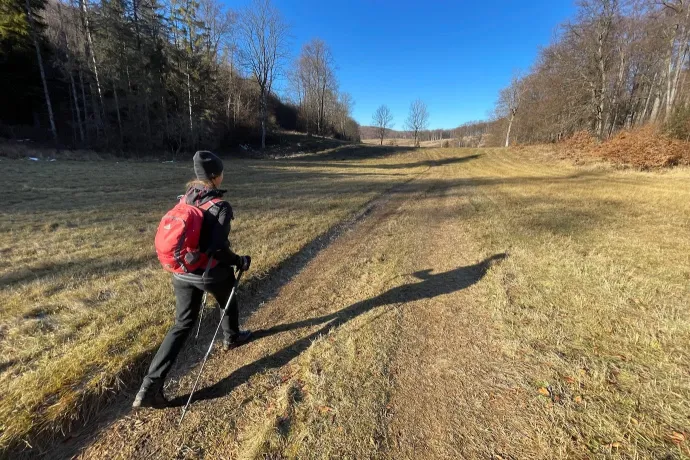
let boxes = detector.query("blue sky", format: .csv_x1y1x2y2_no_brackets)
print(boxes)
235,0,577,129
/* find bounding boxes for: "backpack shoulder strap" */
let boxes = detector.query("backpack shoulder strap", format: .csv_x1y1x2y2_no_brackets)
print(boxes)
197,197,223,211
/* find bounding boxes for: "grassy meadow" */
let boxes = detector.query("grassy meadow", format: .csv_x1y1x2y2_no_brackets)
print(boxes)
229,148,690,459
0,146,426,452
1,144,689,458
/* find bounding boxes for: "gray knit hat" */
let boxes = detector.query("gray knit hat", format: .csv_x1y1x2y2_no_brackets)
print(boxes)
193,150,224,180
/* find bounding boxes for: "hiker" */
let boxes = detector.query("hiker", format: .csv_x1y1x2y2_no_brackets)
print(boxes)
133,151,253,409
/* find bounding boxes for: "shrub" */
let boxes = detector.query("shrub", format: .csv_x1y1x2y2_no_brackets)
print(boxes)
664,105,690,141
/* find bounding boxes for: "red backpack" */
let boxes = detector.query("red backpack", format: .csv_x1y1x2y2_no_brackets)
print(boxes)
155,197,220,274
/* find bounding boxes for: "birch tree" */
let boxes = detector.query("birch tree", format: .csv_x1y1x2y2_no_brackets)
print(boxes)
497,75,524,147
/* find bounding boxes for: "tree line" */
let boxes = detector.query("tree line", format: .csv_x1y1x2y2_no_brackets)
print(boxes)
370,100,431,147
0,0,360,154
289,39,359,142
491,0,690,146
367,101,491,147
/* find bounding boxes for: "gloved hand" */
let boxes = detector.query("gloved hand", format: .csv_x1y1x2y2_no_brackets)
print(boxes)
239,255,252,271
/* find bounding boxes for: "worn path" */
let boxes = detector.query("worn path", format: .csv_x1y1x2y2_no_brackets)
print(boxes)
57,148,690,459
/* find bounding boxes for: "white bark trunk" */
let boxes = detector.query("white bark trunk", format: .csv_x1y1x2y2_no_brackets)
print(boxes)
186,63,193,142
80,0,104,122
665,5,690,120
505,112,515,147
595,34,607,138
606,50,626,137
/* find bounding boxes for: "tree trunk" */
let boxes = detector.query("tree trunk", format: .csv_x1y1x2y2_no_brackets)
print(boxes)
665,5,690,120
319,80,326,135
88,81,101,140
230,93,232,129
132,0,141,50
504,114,514,147
26,0,58,143
234,92,240,128
260,89,267,149
68,79,77,144
595,32,607,139
143,89,152,144
186,63,193,145
113,83,124,147
650,91,662,122
80,0,105,124
159,73,169,142
606,48,626,137
69,70,85,143
638,72,657,125
79,68,91,142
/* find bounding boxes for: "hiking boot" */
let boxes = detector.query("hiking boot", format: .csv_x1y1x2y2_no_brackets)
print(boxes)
222,330,253,351
132,387,169,409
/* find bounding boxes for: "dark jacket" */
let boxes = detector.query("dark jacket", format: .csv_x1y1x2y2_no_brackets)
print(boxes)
181,185,243,273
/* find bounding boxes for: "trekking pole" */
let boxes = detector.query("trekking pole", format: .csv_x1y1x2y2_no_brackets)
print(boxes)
195,292,207,340
179,269,244,425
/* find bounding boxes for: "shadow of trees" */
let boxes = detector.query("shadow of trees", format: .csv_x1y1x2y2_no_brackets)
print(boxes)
169,253,507,406
291,153,482,170
0,254,156,290
295,144,417,162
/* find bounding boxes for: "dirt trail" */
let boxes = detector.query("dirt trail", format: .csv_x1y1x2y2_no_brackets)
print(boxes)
63,150,529,459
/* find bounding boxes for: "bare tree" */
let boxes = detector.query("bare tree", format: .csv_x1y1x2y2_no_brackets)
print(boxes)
335,92,354,138
237,0,288,148
294,39,336,135
405,99,429,147
497,75,524,147
79,0,104,128
372,104,394,145
659,0,690,121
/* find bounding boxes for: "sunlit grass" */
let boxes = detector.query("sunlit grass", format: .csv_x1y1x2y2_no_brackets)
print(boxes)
0,148,426,451
227,148,690,458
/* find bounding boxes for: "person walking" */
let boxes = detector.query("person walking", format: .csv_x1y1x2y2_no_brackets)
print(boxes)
133,151,252,409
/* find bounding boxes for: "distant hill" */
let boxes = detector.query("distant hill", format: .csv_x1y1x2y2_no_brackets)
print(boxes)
360,120,495,148
359,126,411,140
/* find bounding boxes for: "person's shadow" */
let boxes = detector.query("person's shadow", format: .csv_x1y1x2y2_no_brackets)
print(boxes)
169,253,507,406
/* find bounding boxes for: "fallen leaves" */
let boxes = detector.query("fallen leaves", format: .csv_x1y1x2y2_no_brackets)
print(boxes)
667,431,686,445
537,387,550,396
559,125,690,168
318,405,334,414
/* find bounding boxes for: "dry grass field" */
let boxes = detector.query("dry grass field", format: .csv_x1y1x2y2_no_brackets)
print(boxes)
1,146,689,459
0,145,425,453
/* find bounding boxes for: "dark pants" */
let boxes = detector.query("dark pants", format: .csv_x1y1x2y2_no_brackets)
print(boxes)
142,266,240,390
